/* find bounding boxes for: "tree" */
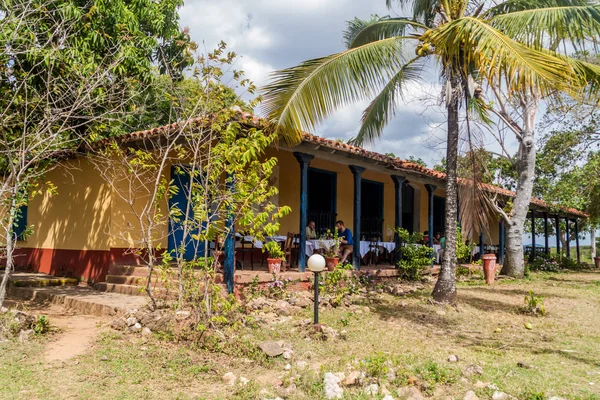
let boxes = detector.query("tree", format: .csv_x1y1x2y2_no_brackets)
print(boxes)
262,0,587,303
0,0,191,308
474,4,600,277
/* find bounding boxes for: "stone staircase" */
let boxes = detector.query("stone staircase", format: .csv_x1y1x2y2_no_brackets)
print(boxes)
95,265,181,296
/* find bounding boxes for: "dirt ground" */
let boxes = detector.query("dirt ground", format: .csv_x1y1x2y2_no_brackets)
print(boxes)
1,271,599,400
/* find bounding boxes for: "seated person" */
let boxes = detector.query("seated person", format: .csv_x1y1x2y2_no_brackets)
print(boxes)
433,232,441,245
336,220,354,264
422,230,430,245
306,220,317,240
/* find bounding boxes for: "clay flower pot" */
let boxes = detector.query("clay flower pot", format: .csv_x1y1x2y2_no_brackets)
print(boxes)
481,253,497,284
324,257,339,271
267,258,282,274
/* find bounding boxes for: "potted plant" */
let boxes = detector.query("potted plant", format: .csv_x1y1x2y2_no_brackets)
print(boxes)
319,229,341,271
264,241,285,273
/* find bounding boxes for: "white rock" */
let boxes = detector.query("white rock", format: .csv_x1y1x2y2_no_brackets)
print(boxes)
222,372,237,386
492,391,517,400
126,317,137,327
548,397,567,400
141,327,152,336
464,390,479,400
365,383,379,395
383,396,395,400
448,354,459,363
283,349,294,360
295,361,308,369
324,372,343,399
239,376,249,386
131,322,142,332
284,364,291,371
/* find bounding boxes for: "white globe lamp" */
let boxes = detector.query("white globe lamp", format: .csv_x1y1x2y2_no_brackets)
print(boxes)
307,254,326,324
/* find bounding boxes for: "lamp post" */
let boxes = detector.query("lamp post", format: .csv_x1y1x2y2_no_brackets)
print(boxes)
307,254,326,325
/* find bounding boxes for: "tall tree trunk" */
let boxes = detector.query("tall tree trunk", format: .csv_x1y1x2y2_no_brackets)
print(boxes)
432,80,459,303
0,193,19,308
502,98,538,277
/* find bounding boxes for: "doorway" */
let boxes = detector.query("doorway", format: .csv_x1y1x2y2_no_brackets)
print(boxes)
308,168,337,234
361,179,384,238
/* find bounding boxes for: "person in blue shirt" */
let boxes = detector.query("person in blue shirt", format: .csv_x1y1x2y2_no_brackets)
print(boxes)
336,220,353,264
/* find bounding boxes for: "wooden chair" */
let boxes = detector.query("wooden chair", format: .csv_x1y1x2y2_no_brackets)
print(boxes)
283,232,298,272
238,233,255,270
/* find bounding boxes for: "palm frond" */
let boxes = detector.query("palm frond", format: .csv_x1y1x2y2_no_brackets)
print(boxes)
426,16,576,95
489,3,600,49
352,57,424,146
261,37,414,145
344,16,427,49
559,54,600,99
485,0,592,18
386,0,440,25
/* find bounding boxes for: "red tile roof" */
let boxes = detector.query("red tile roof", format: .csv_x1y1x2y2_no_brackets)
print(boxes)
113,112,587,218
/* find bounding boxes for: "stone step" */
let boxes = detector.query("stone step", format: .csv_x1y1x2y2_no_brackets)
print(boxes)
10,273,79,288
107,265,150,277
7,285,148,317
95,282,146,296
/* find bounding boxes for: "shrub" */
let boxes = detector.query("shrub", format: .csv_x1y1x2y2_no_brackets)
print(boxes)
528,253,587,272
320,263,359,306
396,228,434,281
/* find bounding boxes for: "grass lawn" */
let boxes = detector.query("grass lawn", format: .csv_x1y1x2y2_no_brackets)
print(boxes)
2,271,600,399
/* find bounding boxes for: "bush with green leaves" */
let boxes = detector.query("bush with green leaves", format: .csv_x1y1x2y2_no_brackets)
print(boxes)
396,228,434,281
263,241,285,260
320,263,359,306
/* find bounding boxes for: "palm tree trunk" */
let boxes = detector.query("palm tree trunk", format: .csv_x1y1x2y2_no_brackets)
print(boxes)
432,80,459,303
501,98,538,277
591,228,596,259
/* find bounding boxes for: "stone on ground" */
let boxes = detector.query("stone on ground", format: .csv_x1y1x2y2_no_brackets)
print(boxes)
492,391,517,400
259,341,284,357
222,372,237,386
343,370,360,386
464,390,479,400
365,383,379,395
448,354,459,363
397,386,424,400
324,372,343,399
464,364,484,376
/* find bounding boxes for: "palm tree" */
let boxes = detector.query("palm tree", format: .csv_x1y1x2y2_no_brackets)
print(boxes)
262,0,600,303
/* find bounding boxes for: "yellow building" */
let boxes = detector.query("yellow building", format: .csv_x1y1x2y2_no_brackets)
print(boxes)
13,119,586,285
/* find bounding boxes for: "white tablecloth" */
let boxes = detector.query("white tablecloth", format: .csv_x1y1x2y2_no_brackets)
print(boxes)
359,241,397,258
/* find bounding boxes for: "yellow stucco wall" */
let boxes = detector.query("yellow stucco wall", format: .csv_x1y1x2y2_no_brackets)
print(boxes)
21,158,112,251
18,148,505,253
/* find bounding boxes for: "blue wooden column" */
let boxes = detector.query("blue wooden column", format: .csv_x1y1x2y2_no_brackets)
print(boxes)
575,218,580,263
565,217,571,259
531,210,536,260
424,184,436,248
543,212,549,255
294,152,314,272
349,165,366,270
555,215,561,255
224,174,235,293
391,175,406,247
499,220,505,265
479,231,484,257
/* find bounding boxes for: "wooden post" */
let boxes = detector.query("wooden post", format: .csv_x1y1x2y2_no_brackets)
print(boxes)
555,215,561,255
531,210,536,260
424,184,437,248
479,231,484,258
391,175,406,247
499,220,505,265
224,174,235,294
349,165,366,270
543,212,549,255
575,218,580,263
294,152,314,272
565,217,571,259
